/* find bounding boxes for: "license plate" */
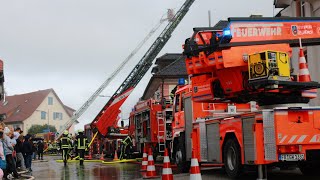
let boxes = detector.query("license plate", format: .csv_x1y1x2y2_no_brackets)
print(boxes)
279,154,305,161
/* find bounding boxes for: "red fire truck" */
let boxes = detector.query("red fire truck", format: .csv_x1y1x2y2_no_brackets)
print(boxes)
170,16,320,179
128,99,173,159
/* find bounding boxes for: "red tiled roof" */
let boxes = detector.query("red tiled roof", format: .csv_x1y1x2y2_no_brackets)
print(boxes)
64,105,75,117
0,89,74,123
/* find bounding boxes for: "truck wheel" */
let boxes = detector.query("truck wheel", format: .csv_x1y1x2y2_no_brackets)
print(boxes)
223,138,242,178
174,135,190,173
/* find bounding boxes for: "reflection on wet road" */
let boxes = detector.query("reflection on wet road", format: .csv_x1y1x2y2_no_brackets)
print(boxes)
31,156,320,180
32,156,143,180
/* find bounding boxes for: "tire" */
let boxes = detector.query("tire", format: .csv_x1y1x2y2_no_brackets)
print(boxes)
174,134,190,173
223,138,243,178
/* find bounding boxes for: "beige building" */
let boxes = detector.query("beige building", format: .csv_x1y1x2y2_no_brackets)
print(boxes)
0,89,76,134
275,0,320,105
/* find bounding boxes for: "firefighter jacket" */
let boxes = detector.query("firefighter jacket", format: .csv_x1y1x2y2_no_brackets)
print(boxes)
76,134,88,150
61,135,71,150
121,136,132,146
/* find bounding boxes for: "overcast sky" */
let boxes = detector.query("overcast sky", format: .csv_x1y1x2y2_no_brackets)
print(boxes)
0,0,277,130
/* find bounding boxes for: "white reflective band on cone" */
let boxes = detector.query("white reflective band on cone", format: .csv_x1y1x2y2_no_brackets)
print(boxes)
299,57,306,63
162,168,172,175
163,156,170,163
142,161,148,165
143,153,147,157
299,68,310,76
190,174,202,180
148,155,153,161
147,165,156,171
191,158,199,166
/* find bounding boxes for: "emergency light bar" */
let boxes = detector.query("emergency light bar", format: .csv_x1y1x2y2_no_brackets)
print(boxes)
219,28,232,44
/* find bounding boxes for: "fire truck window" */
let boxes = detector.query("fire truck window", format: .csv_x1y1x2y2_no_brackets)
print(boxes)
181,95,184,111
175,94,180,112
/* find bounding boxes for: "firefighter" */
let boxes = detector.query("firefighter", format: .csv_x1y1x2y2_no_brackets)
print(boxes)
75,129,88,165
61,130,71,166
119,134,133,160
74,130,79,159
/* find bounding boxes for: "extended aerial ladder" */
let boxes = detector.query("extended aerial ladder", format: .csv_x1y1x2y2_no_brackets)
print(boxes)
55,9,175,140
92,0,195,136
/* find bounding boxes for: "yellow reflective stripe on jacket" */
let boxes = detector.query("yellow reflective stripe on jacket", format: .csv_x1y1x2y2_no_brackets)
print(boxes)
77,138,87,149
61,137,70,149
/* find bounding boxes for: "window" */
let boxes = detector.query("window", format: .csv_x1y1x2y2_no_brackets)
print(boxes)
174,94,180,112
53,112,63,120
48,97,53,105
41,111,46,120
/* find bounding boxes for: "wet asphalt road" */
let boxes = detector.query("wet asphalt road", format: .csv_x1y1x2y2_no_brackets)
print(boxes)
29,155,320,180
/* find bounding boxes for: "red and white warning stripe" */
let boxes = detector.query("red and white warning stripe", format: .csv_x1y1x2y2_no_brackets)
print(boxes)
279,134,320,144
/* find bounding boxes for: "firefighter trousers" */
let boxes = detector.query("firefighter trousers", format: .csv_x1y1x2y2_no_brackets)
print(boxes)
78,149,85,165
62,148,69,165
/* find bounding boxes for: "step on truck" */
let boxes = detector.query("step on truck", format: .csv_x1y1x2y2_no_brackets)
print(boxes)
171,17,320,178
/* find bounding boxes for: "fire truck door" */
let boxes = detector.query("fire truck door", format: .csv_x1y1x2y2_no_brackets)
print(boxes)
206,123,221,163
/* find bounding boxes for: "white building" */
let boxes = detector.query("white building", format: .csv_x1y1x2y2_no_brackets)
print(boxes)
275,0,320,105
0,89,76,134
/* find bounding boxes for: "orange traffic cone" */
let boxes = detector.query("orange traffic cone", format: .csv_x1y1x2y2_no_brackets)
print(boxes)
161,148,173,180
298,39,317,98
143,148,159,179
190,149,202,180
100,151,105,161
298,48,311,82
140,147,148,172
113,150,119,161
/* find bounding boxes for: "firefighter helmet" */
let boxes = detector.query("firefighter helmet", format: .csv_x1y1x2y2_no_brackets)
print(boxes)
78,129,84,133
63,130,69,135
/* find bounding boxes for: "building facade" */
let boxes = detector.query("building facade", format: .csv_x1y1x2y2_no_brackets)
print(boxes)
142,53,188,103
0,89,76,134
275,0,320,105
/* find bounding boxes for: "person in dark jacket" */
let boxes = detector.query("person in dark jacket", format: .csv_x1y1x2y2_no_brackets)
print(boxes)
4,127,19,178
15,135,26,171
37,141,44,160
31,141,37,160
23,135,33,172
75,129,88,165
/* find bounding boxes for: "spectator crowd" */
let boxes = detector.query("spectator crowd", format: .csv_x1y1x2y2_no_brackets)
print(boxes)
0,122,45,179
